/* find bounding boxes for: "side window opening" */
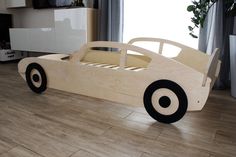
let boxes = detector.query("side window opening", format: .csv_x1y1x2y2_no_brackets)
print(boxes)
79,47,151,71
125,50,151,71
131,41,160,54
80,48,121,70
162,44,181,58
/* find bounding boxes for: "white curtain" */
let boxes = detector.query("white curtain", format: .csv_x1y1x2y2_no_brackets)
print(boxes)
198,0,224,55
198,0,233,89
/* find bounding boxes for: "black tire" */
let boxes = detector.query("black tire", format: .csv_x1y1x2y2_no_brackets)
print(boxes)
143,80,188,123
25,63,47,94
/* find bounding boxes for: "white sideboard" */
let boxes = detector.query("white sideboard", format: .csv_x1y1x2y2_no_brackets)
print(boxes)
5,0,30,8
10,8,97,54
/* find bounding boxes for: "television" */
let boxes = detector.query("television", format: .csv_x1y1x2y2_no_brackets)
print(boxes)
0,14,12,42
33,0,73,9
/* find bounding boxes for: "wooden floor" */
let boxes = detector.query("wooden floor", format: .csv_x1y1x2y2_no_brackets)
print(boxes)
0,62,236,157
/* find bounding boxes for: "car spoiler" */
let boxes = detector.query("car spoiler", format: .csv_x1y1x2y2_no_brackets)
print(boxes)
202,48,221,89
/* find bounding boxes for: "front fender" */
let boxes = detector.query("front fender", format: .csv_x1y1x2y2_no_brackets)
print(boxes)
18,57,40,81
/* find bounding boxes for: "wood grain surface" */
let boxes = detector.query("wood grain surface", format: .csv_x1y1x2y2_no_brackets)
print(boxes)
0,62,235,157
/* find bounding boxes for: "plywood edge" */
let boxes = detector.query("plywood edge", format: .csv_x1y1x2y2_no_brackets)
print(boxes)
202,48,221,88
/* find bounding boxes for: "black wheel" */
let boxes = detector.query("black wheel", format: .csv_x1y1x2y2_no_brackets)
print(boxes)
143,80,188,123
25,63,47,94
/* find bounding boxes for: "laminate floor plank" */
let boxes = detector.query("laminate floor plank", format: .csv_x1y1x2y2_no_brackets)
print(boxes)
0,62,236,157
0,146,43,157
70,149,101,157
0,139,17,155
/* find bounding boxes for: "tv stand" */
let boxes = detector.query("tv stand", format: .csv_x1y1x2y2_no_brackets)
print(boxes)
10,8,97,54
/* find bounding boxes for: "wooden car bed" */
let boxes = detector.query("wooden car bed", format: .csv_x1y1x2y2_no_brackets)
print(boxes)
18,37,221,123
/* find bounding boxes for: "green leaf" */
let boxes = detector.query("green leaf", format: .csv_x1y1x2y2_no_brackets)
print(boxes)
187,0,218,38
192,1,199,5
189,33,198,38
187,5,195,12
191,17,200,25
188,26,194,31
200,17,205,27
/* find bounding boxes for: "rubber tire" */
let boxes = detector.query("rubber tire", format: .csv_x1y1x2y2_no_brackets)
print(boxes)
25,63,47,94
143,80,188,123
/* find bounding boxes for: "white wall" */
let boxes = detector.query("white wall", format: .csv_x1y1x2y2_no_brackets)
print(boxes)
0,0,9,13
13,8,55,28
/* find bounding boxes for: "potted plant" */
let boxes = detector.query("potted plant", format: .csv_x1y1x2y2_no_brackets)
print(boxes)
187,0,236,38
187,0,236,97
71,0,85,7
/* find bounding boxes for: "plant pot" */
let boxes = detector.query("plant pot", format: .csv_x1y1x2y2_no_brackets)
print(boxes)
230,35,236,98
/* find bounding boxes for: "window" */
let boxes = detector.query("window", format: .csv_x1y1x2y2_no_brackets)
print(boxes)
81,49,121,69
124,0,199,49
80,48,151,71
126,51,151,70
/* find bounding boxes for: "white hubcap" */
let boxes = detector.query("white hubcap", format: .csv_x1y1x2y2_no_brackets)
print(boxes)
151,88,179,115
30,69,42,88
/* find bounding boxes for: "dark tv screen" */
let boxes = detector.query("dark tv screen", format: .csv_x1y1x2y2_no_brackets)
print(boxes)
0,14,12,42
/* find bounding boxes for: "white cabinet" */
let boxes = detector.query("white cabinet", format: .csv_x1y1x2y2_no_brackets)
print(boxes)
54,8,95,53
10,8,97,54
5,0,30,8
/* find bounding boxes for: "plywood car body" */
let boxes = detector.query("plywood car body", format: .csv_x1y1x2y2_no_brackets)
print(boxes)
18,38,221,123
